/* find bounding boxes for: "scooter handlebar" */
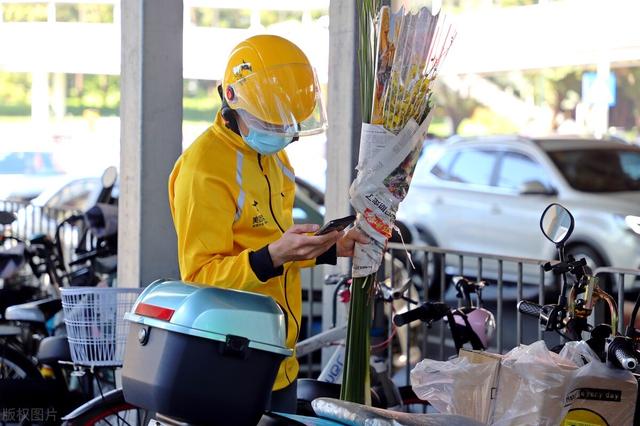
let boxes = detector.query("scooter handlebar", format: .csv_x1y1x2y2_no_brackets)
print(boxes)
518,300,543,318
393,302,450,327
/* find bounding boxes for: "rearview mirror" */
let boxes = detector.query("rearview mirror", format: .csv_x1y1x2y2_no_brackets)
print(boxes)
101,166,118,189
540,203,574,245
0,211,16,226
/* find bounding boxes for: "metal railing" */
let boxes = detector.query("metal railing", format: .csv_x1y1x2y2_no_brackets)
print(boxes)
298,244,640,383
296,242,556,380
594,266,640,335
0,199,83,263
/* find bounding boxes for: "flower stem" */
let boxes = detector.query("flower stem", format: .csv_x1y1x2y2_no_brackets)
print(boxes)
340,273,375,405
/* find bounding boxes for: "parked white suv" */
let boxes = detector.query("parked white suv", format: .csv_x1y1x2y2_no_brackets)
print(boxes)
397,135,640,291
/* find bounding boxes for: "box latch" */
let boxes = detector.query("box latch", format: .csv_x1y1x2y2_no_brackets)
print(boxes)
223,335,250,359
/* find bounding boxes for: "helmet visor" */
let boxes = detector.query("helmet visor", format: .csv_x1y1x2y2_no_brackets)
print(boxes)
226,63,327,137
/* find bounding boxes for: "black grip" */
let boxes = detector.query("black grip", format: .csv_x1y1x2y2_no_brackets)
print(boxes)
614,347,637,370
608,337,638,370
518,300,543,318
393,302,449,327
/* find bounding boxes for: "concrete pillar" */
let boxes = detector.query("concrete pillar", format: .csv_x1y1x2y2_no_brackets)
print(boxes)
118,0,183,288
593,58,611,138
31,70,49,130
250,9,261,29
51,73,66,121
322,0,360,363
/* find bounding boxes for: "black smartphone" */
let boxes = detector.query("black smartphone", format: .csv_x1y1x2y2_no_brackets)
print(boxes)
314,215,357,236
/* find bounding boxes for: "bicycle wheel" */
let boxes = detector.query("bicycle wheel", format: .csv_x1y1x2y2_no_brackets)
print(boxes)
0,344,41,379
62,388,151,426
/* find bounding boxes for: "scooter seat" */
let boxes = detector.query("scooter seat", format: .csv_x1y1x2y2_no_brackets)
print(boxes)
5,297,62,323
37,335,72,365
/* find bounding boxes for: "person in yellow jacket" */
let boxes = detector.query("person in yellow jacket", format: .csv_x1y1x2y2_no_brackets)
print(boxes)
168,35,368,413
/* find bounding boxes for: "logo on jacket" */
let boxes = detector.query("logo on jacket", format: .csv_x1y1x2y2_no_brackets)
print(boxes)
251,200,267,227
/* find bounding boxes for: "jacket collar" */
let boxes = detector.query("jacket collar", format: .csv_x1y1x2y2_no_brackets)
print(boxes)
212,111,254,154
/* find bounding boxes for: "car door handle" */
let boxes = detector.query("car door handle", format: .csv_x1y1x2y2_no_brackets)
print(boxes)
434,196,443,205
491,205,501,214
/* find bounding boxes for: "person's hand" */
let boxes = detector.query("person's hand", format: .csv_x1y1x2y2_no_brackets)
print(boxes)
336,227,371,257
268,224,341,268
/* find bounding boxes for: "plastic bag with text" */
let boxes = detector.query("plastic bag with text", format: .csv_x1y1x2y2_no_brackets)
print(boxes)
560,342,637,426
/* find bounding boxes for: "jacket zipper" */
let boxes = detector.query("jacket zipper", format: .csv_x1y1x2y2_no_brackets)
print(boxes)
258,153,297,383
258,154,285,233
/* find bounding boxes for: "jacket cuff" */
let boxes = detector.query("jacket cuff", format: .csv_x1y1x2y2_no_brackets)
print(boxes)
249,245,284,282
316,244,337,265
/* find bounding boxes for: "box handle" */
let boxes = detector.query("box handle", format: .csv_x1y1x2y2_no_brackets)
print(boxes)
223,335,250,359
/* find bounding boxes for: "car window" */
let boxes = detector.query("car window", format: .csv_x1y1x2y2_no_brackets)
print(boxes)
548,148,640,192
0,152,62,175
446,149,498,186
427,150,457,181
496,152,550,190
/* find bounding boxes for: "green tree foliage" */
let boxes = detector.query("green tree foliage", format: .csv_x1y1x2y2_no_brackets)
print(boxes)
2,3,48,22
433,83,482,135
56,3,113,23
0,72,31,105
260,10,302,26
190,7,251,28
0,72,31,116
495,0,537,6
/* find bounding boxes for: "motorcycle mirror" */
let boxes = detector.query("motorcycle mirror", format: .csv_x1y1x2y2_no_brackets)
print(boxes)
540,203,574,246
0,211,16,226
101,166,118,189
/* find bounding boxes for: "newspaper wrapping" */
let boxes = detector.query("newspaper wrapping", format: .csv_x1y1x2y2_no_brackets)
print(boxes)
349,114,433,278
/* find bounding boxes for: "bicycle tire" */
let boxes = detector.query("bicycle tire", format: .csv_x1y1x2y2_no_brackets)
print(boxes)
0,343,41,379
62,388,151,426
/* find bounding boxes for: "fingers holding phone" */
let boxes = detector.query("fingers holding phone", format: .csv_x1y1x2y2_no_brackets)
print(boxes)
268,224,342,267
313,215,371,258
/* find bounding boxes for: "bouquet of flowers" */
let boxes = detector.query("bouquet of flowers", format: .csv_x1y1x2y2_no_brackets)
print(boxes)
340,2,456,405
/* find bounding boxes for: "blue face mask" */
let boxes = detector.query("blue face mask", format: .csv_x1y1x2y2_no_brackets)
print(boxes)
242,128,292,155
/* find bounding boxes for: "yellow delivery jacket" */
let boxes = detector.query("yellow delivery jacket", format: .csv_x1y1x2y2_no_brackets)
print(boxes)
169,113,327,390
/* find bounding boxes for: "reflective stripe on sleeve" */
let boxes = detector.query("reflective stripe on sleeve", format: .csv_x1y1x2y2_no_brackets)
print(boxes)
275,156,295,183
234,151,245,222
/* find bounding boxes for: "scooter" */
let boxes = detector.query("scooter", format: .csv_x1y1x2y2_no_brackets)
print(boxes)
61,279,485,426
517,203,638,370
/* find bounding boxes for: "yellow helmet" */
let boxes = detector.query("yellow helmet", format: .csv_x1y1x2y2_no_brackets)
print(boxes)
222,35,326,137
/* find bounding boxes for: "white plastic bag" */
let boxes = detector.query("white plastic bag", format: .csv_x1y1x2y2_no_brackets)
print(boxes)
558,340,600,366
491,341,577,426
410,356,498,423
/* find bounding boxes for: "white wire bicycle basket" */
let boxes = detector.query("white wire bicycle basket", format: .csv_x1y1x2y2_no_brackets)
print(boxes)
61,287,143,367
